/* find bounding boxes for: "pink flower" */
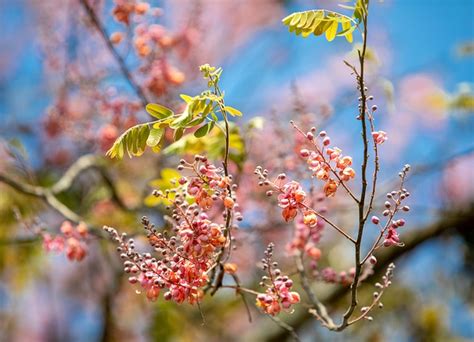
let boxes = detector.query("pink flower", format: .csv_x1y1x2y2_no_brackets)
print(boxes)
277,181,306,222
383,227,402,247
42,221,89,261
43,234,65,252
372,131,388,145
256,277,300,316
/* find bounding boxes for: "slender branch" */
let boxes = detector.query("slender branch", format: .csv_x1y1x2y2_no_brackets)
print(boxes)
300,202,356,243
207,76,235,295
51,155,99,194
231,274,253,323
78,0,149,107
339,1,371,330
244,205,474,341
291,122,359,203
295,252,335,329
268,316,300,342
360,171,408,265
220,285,261,296
0,173,82,223
364,111,380,221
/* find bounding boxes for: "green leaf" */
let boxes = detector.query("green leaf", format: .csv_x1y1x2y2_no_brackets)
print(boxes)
313,19,331,36
194,121,215,138
225,106,243,117
146,103,174,119
338,4,355,10
339,19,355,43
146,127,164,147
170,107,191,129
180,94,194,103
173,127,184,141
290,12,302,26
296,11,308,28
325,20,338,41
282,9,356,43
106,123,152,160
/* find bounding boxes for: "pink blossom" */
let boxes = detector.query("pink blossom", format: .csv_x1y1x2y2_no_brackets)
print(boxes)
372,131,388,145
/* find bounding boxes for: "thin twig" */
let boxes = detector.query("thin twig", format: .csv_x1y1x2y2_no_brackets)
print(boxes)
268,316,300,342
295,252,335,329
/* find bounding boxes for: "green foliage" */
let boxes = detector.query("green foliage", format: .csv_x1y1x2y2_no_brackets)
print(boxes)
144,168,181,207
146,103,174,119
106,65,244,161
282,0,368,42
163,122,247,169
106,123,153,159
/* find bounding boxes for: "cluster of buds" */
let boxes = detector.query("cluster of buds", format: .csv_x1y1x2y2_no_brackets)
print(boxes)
104,223,206,303
371,165,411,248
256,243,300,316
105,155,241,304
298,128,355,197
358,263,396,321
42,221,88,261
318,266,356,286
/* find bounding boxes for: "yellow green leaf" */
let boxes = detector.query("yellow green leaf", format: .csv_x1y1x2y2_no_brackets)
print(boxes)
225,106,242,117
325,20,338,41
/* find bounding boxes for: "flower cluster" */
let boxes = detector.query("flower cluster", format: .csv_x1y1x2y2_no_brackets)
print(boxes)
318,266,355,286
178,155,240,218
277,180,306,221
256,243,300,316
111,1,161,26
105,155,241,304
254,167,309,223
371,165,411,248
299,129,356,197
287,212,324,261
110,0,193,98
42,221,89,261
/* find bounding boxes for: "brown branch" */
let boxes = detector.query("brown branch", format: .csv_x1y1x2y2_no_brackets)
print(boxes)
364,111,380,221
244,205,474,341
339,1,370,329
0,173,82,223
78,0,150,107
1,153,131,220
295,252,335,329
0,155,129,238
51,155,99,194
206,75,235,295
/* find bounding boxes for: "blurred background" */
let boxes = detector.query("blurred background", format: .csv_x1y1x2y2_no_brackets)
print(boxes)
0,0,473,341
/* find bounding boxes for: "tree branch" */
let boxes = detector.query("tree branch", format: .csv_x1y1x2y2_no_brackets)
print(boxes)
78,0,150,107
244,205,474,341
